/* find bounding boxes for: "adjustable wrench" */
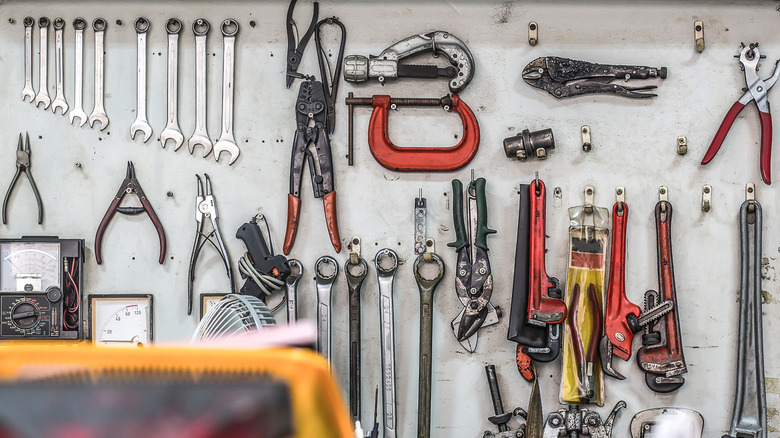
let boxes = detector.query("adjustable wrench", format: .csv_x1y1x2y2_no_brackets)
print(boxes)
33,17,51,109
345,237,368,421
51,17,68,115
375,248,398,438
130,17,152,142
160,18,184,150
415,250,444,438
68,18,88,126
285,259,302,322
214,19,240,165
315,255,338,368
22,17,35,102
188,19,212,157
88,18,109,130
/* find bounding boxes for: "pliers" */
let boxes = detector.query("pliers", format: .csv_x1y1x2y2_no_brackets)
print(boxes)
188,174,236,315
94,161,166,265
283,79,342,254
285,0,318,88
567,282,602,403
2,133,43,225
448,176,498,353
702,43,780,185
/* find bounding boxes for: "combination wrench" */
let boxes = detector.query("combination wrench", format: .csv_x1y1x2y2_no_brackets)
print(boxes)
375,248,399,438
214,19,240,165
131,17,152,142
68,18,88,126
22,17,35,102
88,18,109,130
51,17,68,115
345,237,368,421
285,259,302,322
188,19,212,157
315,255,338,368
415,250,444,438
160,18,183,150
33,17,51,109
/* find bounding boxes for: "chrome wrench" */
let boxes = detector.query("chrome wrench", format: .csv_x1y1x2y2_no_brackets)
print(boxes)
22,17,35,102
376,248,399,438
33,17,51,109
130,17,152,142
188,19,212,157
51,17,68,114
415,249,444,438
160,18,183,150
345,237,368,421
69,18,87,126
214,19,240,165
285,259,302,322
88,18,108,130
315,255,338,368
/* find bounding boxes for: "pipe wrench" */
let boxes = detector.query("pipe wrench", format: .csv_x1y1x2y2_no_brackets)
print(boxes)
345,237,368,421
315,255,338,369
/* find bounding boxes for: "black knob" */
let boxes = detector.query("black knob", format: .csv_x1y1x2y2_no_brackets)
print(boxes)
46,286,63,303
11,302,40,329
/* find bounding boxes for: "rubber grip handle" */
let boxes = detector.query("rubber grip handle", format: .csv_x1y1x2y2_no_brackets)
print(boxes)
701,101,746,165
283,194,301,255
447,179,467,251
759,110,772,184
94,198,120,265
472,177,496,251
141,198,166,265
323,191,341,253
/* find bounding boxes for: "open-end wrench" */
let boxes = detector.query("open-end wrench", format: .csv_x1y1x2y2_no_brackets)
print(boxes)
69,18,87,126
188,19,212,157
345,237,368,421
285,259,302,322
415,249,444,438
33,17,51,109
160,18,183,150
51,17,68,115
214,19,240,165
22,17,35,102
315,255,338,368
130,17,152,142
88,18,109,130
375,248,399,438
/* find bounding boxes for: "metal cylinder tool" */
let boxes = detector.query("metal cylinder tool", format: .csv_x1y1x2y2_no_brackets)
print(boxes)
375,248,398,438
315,255,338,369
503,128,555,161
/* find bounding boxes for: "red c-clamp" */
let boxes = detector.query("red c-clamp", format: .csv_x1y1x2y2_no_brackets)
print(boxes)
345,93,480,172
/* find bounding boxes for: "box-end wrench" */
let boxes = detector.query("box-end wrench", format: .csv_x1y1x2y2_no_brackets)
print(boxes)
188,19,212,157
68,18,88,126
22,17,35,102
285,259,302,322
88,18,109,130
376,248,399,438
130,17,152,142
160,18,183,150
51,17,68,115
315,255,338,368
415,250,444,438
213,19,240,165
345,237,368,421
33,17,51,109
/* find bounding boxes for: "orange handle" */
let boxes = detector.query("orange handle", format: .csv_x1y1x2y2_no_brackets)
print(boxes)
323,191,341,253
283,194,301,255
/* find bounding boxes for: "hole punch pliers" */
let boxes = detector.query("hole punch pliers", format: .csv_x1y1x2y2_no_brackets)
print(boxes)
2,133,43,225
94,161,166,265
188,174,236,315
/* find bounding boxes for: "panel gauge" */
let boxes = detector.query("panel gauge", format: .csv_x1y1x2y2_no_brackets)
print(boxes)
89,295,154,347
0,242,60,292
200,293,227,319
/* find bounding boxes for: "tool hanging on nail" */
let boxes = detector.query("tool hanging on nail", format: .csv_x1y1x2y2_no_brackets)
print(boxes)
22,17,35,102
344,31,474,93
88,18,108,130
701,43,780,185
2,133,43,225
51,17,68,115
636,187,688,393
213,19,240,165
33,17,51,110
160,18,184,150
542,402,625,437
375,249,399,438
315,255,338,369
522,56,667,99
345,237,368,422
286,0,318,88
130,17,152,143
188,18,212,157
482,365,527,438
69,17,88,126
449,173,499,353
236,214,291,310
94,161,166,265
344,94,480,171
315,16,346,136
630,408,704,438
187,174,236,316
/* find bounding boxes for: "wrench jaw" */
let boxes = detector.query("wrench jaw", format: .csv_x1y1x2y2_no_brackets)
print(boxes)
88,112,109,131
33,94,51,110
160,129,185,150
130,121,153,143
22,88,35,103
51,99,68,115
188,136,213,158
214,140,240,165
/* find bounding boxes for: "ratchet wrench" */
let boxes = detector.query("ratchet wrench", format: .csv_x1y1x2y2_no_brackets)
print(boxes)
88,18,109,130
214,19,240,165
285,259,302,322
51,17,68,115
160,18,184,150
376,248,399,438
345,237,368,420
131,17,152,142
188,19,212,157
33,17,51,109
22,17,35,102
315,255,339,368
69,18,88,126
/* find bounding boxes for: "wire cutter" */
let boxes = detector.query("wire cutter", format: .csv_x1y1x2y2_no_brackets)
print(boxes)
567,283,602,403
94,161,166,265
285,0,318,88
702,43,780,185
448,175,499,353
2,133,43,225
283,79,342,254
188,174,236,315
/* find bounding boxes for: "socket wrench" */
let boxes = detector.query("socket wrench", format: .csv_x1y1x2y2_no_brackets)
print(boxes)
88,18,108,130
130,17,152,142
33,17,51,109
188,18,212,157
213,19,240,165
376,248,399,438
160,18,183,150
22,17,35,102
51,17,68,114
69,17,87,126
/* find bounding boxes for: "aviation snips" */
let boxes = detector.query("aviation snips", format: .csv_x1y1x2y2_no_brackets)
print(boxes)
448,173,499,352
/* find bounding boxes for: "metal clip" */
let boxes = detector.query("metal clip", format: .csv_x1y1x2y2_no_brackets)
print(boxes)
415,189,427,256
746,182,756,212
584,185,595,214
616,186,625,214
702,185,712,212
581,125,592,152
694,20,704,52
348,236,362,265
659,186,668,213
677,136,688,155
423,238,435,262
528,22,538,46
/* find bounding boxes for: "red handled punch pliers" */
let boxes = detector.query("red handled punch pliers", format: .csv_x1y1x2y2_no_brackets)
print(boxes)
702,43,780,184
94,161,166,265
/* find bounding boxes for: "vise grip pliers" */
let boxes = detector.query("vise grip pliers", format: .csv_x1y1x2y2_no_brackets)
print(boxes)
2,133,43,225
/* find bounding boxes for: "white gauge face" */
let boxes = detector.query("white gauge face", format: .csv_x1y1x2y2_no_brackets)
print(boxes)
91,296,153,347
0,242,61,292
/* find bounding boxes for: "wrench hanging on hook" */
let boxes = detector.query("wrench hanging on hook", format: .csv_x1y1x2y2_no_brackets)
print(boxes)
375,249,399,438
131,17,152,142
33,17,51,109
22,17,35,102
214,19,240,165
315,255,338,369
88,18,109,130
188,19,212,157
69,17,88,126
51,17,68,115
160,18,184,150
345,237,368,421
